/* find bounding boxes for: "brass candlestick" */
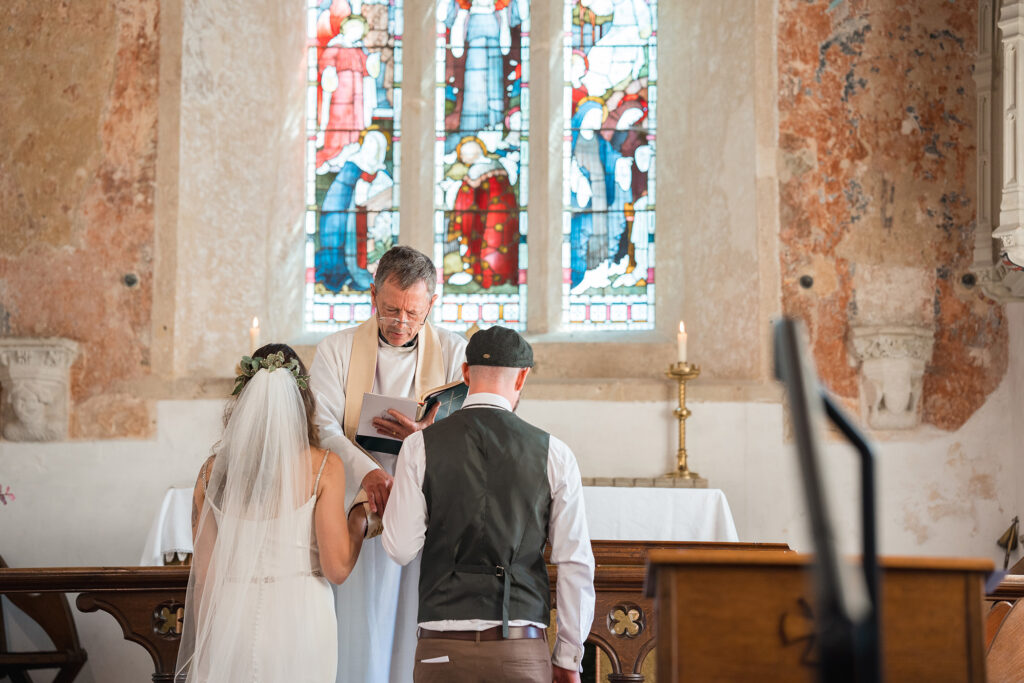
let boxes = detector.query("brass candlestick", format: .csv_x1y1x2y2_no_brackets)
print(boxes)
666,362,701,478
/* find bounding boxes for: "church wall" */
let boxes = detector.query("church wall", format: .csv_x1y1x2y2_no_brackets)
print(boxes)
172,0,307,379
777,0,1007,431
0,0,161,438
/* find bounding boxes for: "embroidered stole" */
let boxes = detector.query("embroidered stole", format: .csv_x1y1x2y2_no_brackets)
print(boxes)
342,317,447,446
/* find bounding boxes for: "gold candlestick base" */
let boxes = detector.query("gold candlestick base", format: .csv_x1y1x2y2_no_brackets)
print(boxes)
666,362,701,479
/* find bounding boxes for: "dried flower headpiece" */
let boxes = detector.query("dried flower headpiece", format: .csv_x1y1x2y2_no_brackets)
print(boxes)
232,351,310,396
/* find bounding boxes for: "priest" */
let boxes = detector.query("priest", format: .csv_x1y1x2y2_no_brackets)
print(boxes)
310,245,468,683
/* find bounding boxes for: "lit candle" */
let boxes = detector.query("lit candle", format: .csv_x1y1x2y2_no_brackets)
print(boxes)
249,316,260,354
677,321,687,363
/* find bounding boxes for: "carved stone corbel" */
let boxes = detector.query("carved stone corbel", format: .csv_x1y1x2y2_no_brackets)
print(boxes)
0,338,79,442
849,326,934,430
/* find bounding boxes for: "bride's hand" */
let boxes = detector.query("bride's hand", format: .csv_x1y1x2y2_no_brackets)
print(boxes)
360,469,393,514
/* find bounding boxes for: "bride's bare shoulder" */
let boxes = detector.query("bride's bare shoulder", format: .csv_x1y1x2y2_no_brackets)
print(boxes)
310,447,341,472
196,454,216,486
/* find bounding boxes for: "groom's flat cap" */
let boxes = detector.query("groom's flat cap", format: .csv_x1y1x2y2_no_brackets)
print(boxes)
465,325,534,368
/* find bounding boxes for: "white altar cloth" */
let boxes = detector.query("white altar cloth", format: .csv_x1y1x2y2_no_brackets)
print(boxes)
140,487,194,565
583,487,739,542
141,485,739,564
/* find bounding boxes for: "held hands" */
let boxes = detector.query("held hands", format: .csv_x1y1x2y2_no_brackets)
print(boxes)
371,403,441,441
360,469,393,514
552,666,581,683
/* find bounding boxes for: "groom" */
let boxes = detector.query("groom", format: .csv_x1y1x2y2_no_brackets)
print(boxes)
382,325,595,682
310,245,468,683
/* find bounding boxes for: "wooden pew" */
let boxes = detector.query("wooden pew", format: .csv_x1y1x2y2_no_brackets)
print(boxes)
646,549,992,682
551,541,790,682
0,541,790,682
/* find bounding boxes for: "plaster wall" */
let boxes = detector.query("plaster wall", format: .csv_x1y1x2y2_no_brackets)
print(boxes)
777,0,1008,430
0,0,160,438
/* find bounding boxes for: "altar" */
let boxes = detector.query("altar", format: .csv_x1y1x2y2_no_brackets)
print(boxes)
141,485,740,563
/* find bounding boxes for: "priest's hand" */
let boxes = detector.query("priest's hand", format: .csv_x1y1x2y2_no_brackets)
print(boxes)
360,469,393,514
372,403,441,441
552,666,580,683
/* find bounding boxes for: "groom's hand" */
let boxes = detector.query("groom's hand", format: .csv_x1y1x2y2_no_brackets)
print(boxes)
361,469,393,514
552,666,580,683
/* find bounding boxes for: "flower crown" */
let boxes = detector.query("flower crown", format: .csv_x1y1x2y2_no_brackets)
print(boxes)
232,351,310,396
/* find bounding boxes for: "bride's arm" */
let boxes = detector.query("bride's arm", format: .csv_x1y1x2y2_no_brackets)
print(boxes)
314,451,364,584
191,455,215,540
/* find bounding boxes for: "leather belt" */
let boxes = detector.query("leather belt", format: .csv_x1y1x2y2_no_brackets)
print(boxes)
417,626,546,642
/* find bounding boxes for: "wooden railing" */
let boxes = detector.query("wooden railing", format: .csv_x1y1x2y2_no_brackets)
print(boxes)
0,541,791,683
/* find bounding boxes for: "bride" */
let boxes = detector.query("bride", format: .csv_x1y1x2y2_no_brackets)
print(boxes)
176,344,365,682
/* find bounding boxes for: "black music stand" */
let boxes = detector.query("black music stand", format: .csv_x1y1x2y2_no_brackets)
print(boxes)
773,317,881,683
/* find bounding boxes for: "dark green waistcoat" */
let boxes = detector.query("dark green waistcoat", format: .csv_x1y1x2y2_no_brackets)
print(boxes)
418,405,551,633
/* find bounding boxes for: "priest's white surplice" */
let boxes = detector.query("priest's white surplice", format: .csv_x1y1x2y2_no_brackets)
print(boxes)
310,321,466,683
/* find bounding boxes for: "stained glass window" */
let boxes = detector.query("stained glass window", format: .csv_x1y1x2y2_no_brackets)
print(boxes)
434,0,530,332
562,0,656,330
305,0,403,331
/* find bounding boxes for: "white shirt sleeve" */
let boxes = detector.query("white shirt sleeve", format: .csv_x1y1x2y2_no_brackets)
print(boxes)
381,430,428,566
309,335,381,488
547,435,596,671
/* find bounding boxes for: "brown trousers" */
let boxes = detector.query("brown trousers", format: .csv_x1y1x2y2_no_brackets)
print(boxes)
412,635,552,683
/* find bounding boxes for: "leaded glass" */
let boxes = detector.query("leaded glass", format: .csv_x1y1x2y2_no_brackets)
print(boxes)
434,0,530,332
562,0,656,330
305,0,403,331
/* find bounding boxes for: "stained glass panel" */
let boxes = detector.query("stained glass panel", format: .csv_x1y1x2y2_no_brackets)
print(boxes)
562,0,656,330
434,0,530,332
305,0,403,331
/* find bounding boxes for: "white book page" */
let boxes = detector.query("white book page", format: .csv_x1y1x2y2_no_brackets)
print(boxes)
356,392,419,441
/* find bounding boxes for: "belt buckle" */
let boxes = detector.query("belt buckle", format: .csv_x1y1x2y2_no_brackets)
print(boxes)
495,565,505,578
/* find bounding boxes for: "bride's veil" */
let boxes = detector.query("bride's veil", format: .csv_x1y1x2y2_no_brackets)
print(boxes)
175,364,315,681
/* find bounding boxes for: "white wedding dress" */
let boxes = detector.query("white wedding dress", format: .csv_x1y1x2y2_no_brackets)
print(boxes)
177,368,338,682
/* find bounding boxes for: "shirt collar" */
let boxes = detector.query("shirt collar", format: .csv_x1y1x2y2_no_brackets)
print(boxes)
377,330,418,349
463,392,512,411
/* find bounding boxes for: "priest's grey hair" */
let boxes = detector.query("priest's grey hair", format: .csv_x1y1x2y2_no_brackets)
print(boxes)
374,245,437,293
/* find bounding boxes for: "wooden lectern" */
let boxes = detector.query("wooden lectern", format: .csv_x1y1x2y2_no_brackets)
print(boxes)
645,549,992,682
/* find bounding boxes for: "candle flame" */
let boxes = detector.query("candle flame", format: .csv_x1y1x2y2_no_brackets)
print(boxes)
252,316,259,328
679,321,686,334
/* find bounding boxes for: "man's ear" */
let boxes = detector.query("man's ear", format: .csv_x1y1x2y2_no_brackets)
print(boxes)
514,367,530,392
462,362,471,386
370,284,377,307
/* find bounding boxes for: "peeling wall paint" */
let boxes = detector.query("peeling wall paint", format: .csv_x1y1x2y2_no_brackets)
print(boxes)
778,0,1006,430
0,1,160,438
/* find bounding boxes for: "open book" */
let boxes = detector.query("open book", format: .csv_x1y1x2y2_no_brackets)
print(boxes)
417,379,469,422
354,380,469,455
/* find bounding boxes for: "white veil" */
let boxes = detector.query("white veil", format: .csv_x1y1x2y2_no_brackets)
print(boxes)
175,365,318,682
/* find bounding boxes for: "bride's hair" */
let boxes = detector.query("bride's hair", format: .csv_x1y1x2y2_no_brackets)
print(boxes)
216,343,320,452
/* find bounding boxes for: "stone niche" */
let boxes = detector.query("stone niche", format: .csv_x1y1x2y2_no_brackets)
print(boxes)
0,338,79,442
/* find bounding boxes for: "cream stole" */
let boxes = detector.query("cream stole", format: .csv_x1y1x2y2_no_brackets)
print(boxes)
341,317,447,444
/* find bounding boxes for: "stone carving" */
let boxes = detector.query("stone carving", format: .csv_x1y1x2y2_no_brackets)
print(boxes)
0,338,79,442
850,326,934,430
